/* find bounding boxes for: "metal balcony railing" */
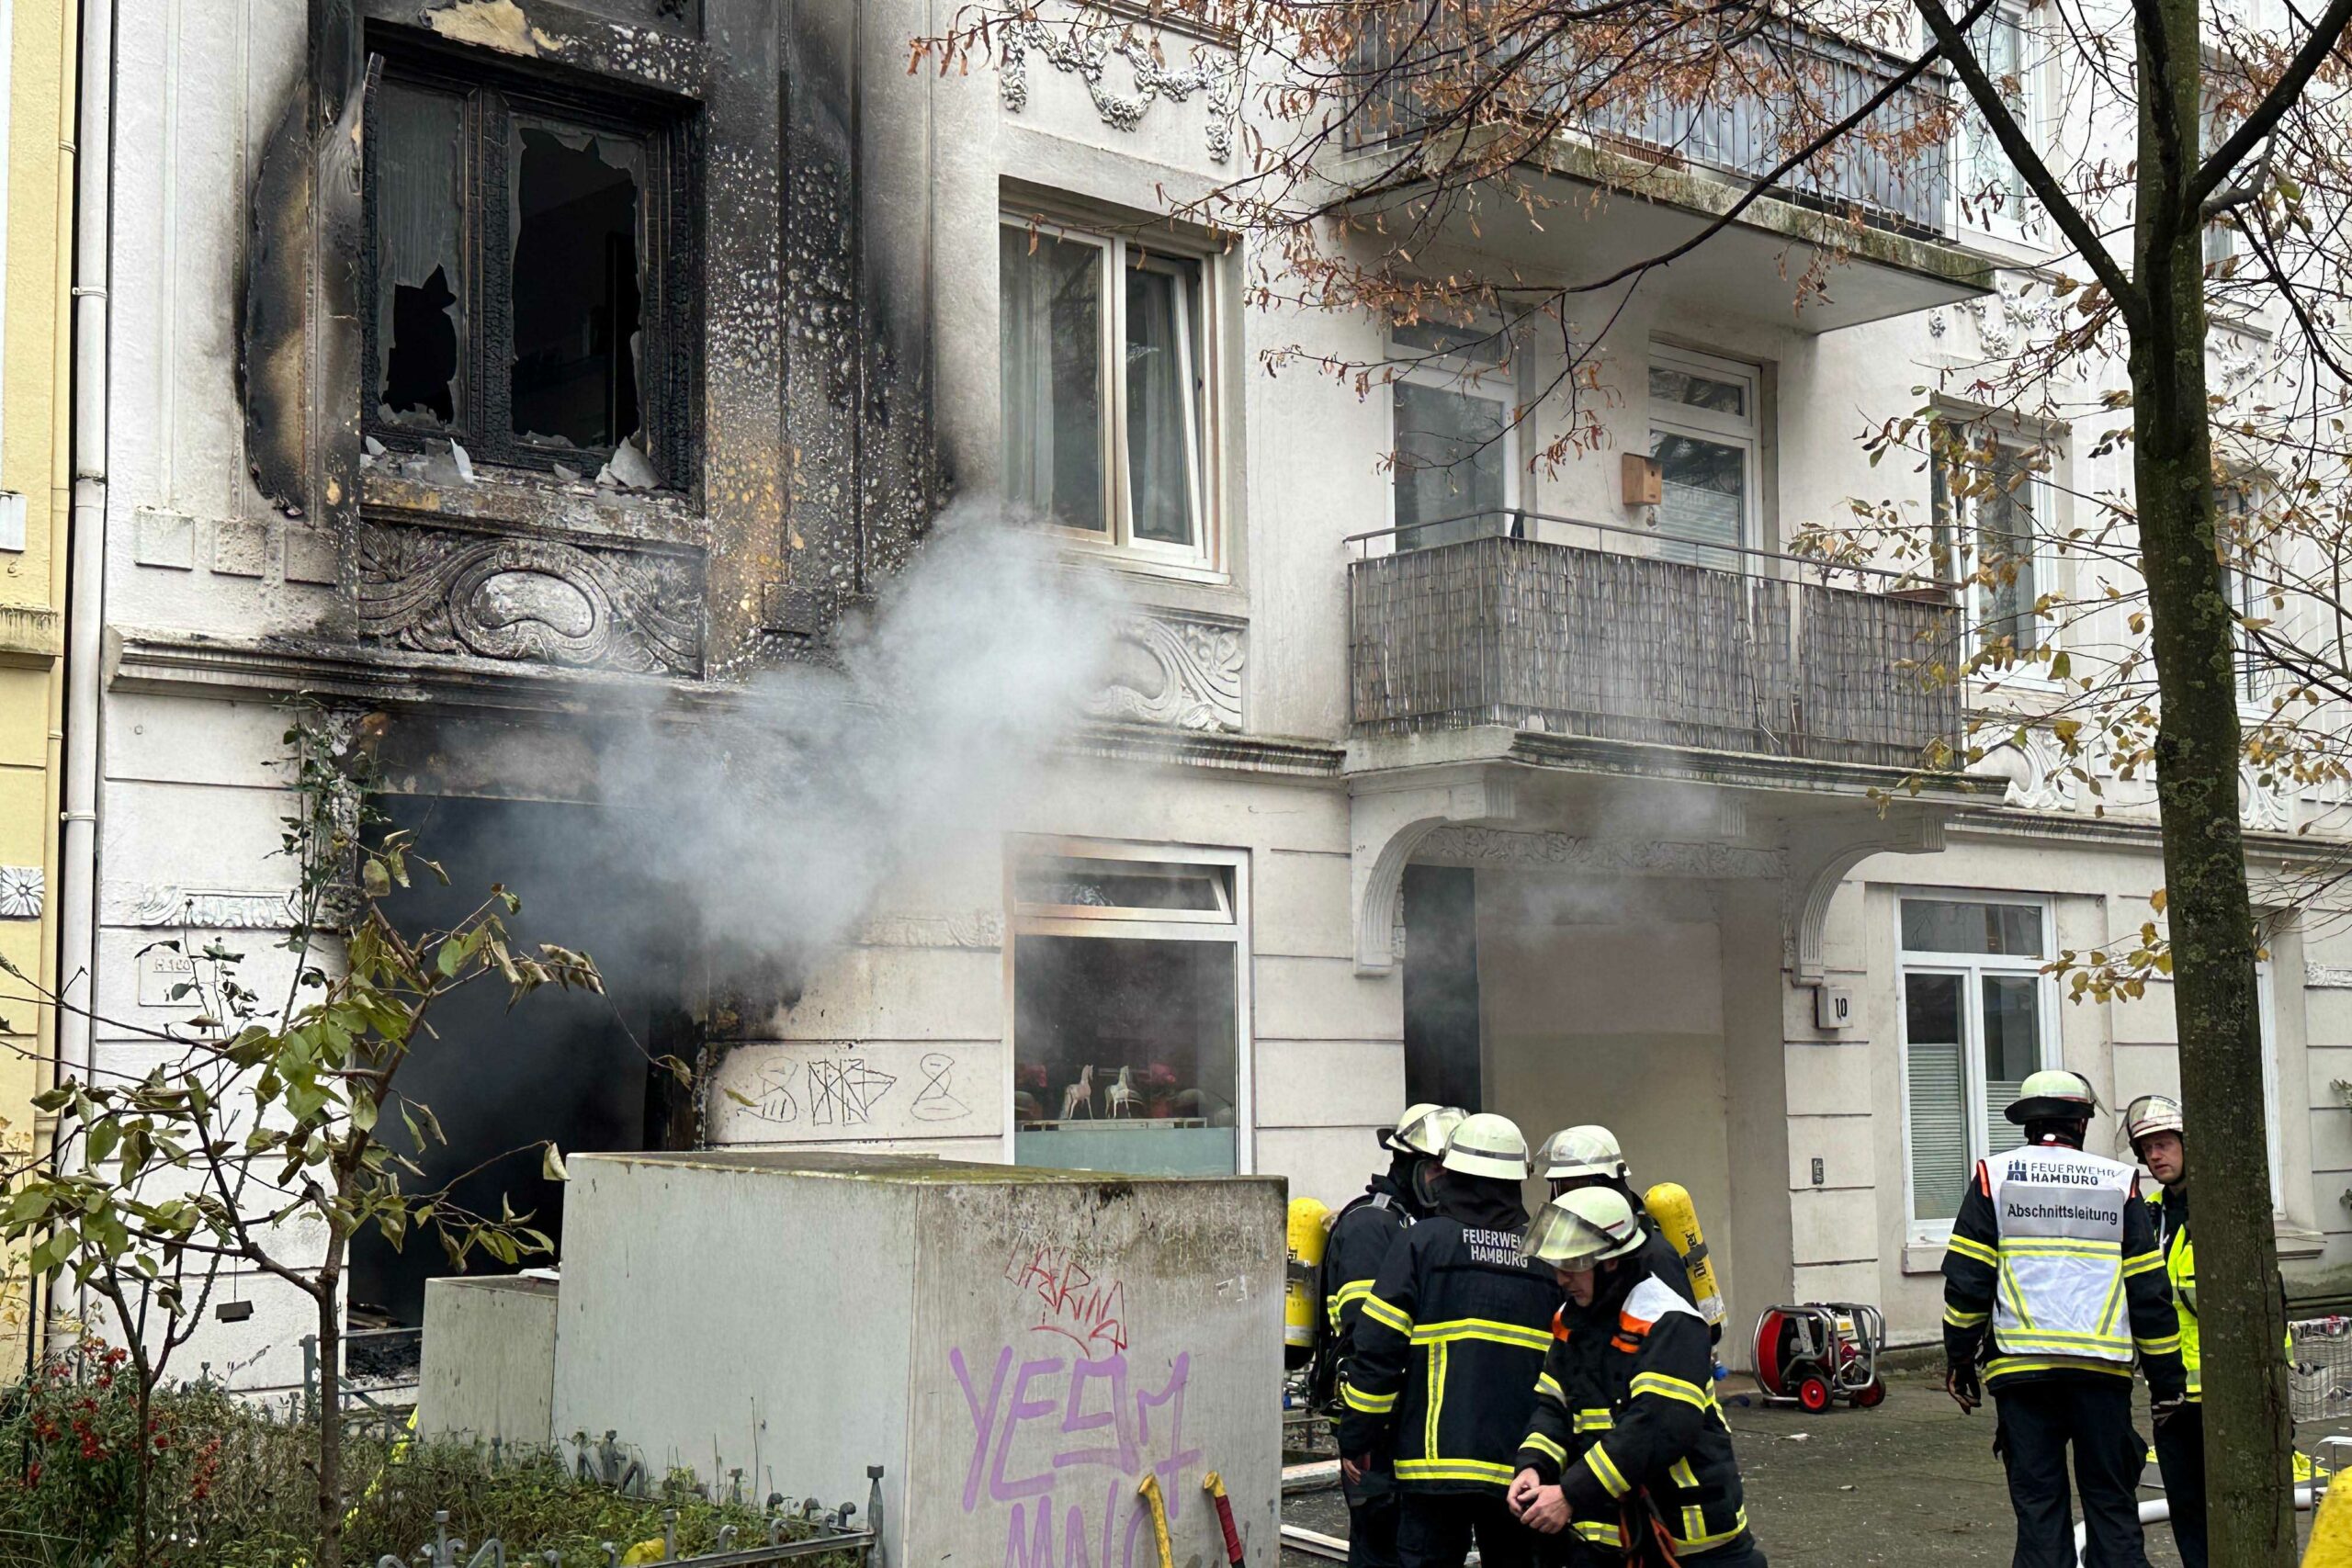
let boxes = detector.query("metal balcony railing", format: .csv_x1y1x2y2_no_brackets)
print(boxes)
1347,513,1962,769
1345,12,1955,237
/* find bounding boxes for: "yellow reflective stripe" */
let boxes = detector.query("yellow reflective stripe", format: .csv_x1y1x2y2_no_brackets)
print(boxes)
1522,1431,1567,1465
1410,1318,1553,1352
1535,1372,1566,1405
1996,1256,2037,1330
1362,1295,1415,1337
1629,1371,1712,1410
2004,1238,2122,1258
1585,1445,1632,1499
1340,1381,1397,1414
1573,1409,1614,1433
1985,1355,2134,1381
1574,1521,1621,1546
2136,1333,2183,1356
1999,1325,2132,1347
1395,1459,1518,1484
1946,1234,1999,1267
1426,1344,1445,1469
1682,1506,1706,1544
2120,1250,2165,1279
2095,1268,2127,1341
1669,1458,1699,1489
1669,1506,1750,1551
1943,1304,1991,1328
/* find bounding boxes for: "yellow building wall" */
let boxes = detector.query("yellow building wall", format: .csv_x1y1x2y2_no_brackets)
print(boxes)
0,0,76,1372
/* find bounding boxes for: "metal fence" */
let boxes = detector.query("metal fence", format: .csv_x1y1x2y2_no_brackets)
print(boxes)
2294,1316,2352,1423
1348,526,1961,769
1345,9,1954,235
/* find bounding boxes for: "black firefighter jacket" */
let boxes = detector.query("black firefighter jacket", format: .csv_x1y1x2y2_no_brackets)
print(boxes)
1317,1176,1418,1413
1513,1262,1754,1561
1334,1192,1559,1493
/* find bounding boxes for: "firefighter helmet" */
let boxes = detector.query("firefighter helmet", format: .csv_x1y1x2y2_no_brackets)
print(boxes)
1522,1187,1646,1268
1538,1124,1630,1185
2120,1093,2186,1156
2006,1068,2100,1125
1442,1113,1532,1181
1383,1103,1464,1159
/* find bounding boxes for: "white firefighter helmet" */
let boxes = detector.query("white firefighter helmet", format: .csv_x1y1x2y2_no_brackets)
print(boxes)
1522,1187,1646,1269
2005,1068,2100,1125
2120,1093,2186,1156
1384,1103,1465,1160
1442,1112,1532,1181
1538,1124,1629,1185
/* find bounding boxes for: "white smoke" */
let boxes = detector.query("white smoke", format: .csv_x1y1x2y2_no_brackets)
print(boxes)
572,503,1123,995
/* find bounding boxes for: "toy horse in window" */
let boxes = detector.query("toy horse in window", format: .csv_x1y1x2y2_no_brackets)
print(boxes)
1105,1066,1143,1119
1060,1065,1095,1120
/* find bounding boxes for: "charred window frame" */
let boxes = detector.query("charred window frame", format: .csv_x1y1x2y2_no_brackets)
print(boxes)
362,43,697,484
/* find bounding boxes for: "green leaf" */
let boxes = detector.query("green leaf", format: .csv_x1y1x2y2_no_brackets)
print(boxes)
361,859,391,897
542,1143,570,1182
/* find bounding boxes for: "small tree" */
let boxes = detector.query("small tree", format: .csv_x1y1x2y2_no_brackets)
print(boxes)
0,706,601,1568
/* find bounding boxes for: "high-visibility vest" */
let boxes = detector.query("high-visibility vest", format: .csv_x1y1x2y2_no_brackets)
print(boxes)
2152,1191,2202,1398
1987,1144,2140,1368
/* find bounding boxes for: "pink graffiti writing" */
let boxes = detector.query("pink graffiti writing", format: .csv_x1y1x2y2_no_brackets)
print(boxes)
1007,1245,1130,1356
948,1346,1202,1568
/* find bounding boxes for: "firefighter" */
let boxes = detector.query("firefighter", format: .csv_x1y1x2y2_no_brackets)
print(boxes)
1337,1113,1558,1568
1321,1103,1466,1568
1536,1127,1700,1318
1942,1069,2186,1568
1508,1188,1761,1568
2121,1092,2203,1568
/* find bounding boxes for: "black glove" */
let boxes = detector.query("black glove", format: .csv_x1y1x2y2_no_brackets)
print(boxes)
1946,1359,1981,1411
2151,1392,2187,1427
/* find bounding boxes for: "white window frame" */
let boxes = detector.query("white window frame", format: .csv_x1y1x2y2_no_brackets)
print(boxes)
1384,326,1523,547
1896,891,2063,1244
998,210,1222,576
1002,839,1254,1173
1931,415,2058,663
2218,480,2278,710
2258,960,2283,1211
1646,344,1761,562
1951,0,2047,247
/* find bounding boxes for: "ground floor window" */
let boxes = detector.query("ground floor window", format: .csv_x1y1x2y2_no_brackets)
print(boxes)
1011,846,1248,1175
1899,895,2056,1235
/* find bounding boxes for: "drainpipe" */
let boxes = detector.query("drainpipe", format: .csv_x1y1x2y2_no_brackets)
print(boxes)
58,0,113,1117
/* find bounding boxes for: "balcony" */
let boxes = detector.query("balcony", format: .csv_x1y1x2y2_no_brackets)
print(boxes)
1348,520,1962,773
1341,17,1995,329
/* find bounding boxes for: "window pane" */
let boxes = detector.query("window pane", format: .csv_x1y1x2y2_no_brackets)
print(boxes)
1394,321,1509,365
1651,429,1745,568
376,82,467,429
1901,899,2044,956
1013,935,1238,1176
509,117,646,454
1976,446,2040,649
1395,381,1509,548
1001,228,1106,534
1905,974,1969,1223
1016,859,1227,915
1125,258,1201,548
1963,12,2029,222
1649,365,1746,420
1982,975,2041,1159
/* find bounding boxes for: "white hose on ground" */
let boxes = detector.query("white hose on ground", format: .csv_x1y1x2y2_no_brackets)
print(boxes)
2073,1485,2315,1563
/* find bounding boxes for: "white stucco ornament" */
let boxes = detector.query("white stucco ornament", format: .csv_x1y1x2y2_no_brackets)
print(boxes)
0,865,43,919
997,17,1240,163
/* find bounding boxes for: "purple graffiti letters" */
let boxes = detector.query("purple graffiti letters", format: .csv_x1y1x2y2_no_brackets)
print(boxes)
952,1345,1014,1513
1133,1352,1203,1502
1054,1356,1136,1472
1003,1481,1148,1568
989,1357,1067,1503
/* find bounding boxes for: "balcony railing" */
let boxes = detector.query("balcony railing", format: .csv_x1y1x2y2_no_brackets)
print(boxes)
1346,14,1955,237
1348,517,1962,770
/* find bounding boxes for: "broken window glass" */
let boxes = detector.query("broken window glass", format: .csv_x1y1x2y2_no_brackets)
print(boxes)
375,82,466,427
508,118,646,453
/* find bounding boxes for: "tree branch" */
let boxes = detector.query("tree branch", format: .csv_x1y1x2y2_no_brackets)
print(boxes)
2188,0,2352,212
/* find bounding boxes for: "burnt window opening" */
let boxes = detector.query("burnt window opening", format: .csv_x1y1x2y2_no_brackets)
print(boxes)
361,42,695,483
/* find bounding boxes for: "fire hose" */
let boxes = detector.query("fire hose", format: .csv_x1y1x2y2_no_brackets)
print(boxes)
1137,1475,1175,1568
1203,1472,1247,1568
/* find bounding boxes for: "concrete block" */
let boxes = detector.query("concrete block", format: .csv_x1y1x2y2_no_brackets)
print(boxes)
2109,980,2178,1044
1784,1043,1873,1117
132,507,194,570
1789,1186,1877,1267
1251,955,1400,1042
418,1277,559,1449
1256,1124,1372,1210
2310,993,2352,1050
285,523,338,586
705,1038,1007,1144
1784,1115,1874,1191
549,1152,1283,1568
1253,850,1354,959
211,518,269,578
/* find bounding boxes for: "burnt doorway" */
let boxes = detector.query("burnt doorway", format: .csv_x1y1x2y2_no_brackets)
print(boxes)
1402,864,1483,1111
350,795,695,1330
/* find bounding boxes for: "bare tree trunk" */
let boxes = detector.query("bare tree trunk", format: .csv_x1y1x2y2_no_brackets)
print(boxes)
313,1248,345,1568
2133,0,2293,1556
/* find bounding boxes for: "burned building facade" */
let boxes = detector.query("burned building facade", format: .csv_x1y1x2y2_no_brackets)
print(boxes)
62,0,2352,1384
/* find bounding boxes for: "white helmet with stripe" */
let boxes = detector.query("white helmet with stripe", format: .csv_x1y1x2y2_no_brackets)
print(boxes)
1442,1112,1532,1181
1384,1103,1465,1159
1538,1124,1629,1185
1522,1187,1646,1268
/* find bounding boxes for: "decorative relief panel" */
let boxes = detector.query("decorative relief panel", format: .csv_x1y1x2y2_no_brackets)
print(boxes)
856,910,1006,950
0,866,43,919
103,883,306,930
1418,827,1787,881
354,520,703,677
997,16,1240,162
1085,612,1245,733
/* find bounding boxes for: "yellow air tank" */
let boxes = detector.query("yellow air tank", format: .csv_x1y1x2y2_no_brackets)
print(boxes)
1285,1196,1333,1361
1645,1182,1725,1330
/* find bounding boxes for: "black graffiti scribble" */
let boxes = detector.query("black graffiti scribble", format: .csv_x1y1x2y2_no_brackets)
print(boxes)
910,1052,971,1122
807,1057,896,1126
